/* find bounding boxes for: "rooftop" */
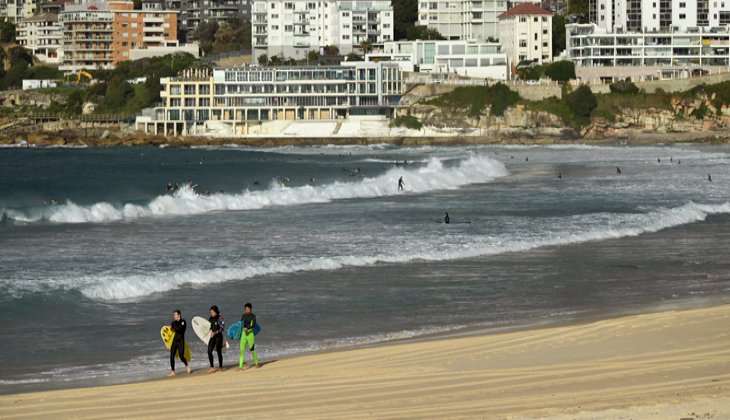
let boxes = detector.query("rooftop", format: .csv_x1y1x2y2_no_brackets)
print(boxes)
498,3,552,19
21,12,59,22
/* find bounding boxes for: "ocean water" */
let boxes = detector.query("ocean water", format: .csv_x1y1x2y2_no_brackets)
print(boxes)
1,143,729,393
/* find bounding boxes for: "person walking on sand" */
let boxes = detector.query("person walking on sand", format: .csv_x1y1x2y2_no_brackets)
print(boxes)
239,303,259,370
169,310,192,376
398,176,404,191
207,305,225,373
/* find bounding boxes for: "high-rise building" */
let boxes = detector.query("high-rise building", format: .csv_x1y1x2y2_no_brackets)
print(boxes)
17,12,64,64
252,0,394,61
165,0,251,42
417,0,537,42
589,0,730,32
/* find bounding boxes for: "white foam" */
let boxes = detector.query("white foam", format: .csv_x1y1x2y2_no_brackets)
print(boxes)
72,201,730,301
3,154,508,225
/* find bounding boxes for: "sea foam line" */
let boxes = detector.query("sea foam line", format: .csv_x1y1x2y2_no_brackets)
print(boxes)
2,154,508,225
72,200,730,301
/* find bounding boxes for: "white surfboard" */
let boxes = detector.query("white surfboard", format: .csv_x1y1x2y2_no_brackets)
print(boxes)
192,316,230,349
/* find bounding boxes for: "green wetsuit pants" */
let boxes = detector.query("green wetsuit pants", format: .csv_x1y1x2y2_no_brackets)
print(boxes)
239,330,259,368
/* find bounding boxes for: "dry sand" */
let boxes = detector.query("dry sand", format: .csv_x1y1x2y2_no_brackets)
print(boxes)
2,305,730,419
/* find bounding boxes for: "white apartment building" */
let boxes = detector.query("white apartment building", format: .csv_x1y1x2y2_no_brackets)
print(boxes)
417,0,537,42
252,0,394,62
498,3,552,68
366,39,508,79
6,0,37,23
567,23,730,81
17,12,63,64
569,0,730,81
135,61,403,136
588,0,730,32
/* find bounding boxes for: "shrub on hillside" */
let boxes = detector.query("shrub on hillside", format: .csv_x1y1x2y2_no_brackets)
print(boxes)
609,78,640,95
566,85,597,123
543,61,576,82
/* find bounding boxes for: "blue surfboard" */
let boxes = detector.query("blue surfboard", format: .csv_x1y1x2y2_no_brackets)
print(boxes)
227,321,261,340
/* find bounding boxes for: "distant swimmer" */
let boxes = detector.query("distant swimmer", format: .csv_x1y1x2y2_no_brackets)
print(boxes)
444,212,450,224
253,180,260,186
708,174,713,182
678,160,681,165
670,156,673,162
525,156,529,162
166,182,174,192
48,199,58,206
398,176,404,191
557,172,562,179
657,158,661,163
616,166,622,174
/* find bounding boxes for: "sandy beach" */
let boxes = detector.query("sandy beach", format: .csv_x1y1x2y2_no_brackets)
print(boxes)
2,304,729,419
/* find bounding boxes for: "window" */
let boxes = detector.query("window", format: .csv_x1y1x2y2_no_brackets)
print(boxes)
272,25,279,29
542,42,548,47
285,25,292,31
534,33,537,40
533,17,538,22
543,29,548,34
271,2,275,8
519,16,526,22
519,40,527,47
534,45,538,50
679,1,686,6
343,34,350,39
131,22,137,28
679,13,686,18
542,16,547,22
131,13,137,18
122,22,128,27
122,12,128,17
284,3,294,9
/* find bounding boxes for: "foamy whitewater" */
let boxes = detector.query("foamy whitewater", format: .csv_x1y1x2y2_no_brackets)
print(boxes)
1,144,729,393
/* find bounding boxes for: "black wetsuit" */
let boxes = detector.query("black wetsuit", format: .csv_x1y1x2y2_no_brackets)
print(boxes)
170,319,188,370
241,313,257,350
445,214,450,224
208,315,225,368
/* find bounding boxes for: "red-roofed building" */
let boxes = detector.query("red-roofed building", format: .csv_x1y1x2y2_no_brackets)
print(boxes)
499,3,553,70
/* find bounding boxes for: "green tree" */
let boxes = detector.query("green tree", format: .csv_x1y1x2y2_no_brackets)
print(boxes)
543,60,575,82
566,85,597,122
346,52,363,61
552,14,566,57
406,26,446,40
323,45,339,56
307,50,320,62
195,21,219,55
0,21,16,43
0,59,28,89
609,78,640,94
103,76,134,112
258,54,268,66
393,0,418,41
358,40,373,55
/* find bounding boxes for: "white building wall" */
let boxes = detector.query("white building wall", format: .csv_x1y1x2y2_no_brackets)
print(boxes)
499,12,552,67
252,0,393,62
418,0,539,42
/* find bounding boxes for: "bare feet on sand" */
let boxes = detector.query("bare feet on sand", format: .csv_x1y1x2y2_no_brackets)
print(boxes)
207,368,216,373
168,371,176,377
186,366,192,374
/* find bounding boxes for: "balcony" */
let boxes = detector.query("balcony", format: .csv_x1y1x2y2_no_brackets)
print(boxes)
143,16,165,23
144,26,164,32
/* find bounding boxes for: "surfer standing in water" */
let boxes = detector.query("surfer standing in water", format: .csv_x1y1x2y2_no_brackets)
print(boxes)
444,212,450,224
239,303,259,370
208,305,225,373
398,176,405,191
169,310,192,376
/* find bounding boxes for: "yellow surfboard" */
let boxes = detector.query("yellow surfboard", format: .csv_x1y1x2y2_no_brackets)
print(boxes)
161,326,192,362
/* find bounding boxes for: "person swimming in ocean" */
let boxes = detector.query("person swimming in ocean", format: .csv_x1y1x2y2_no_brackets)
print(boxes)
558,172,562,179
398,176,404,191
444,212,450,224
708,174,713,182
616,166,622,174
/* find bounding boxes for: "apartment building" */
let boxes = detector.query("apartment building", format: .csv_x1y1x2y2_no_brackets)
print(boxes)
135,61,403,136
111,1,178,64
174,0,251,42
417,0,537,42
252,0,394,61
59,0,183,72
498,3,552,67
17,12,63,64
569,0,730,80
59,2,115,72
367,39,508,79
6,0,37,23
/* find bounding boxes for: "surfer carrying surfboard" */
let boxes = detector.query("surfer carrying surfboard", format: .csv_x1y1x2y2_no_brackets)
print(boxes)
169,310,192,376
207,305,225,373
239,303,259,370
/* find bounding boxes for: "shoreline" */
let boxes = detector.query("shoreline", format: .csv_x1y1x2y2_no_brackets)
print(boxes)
3,302,730,418
2,126,730,148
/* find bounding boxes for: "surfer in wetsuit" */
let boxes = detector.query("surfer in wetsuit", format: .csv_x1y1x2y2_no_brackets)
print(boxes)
398,176,404,191
239,303,259,370
708,174,713,182
169,310,192,376
444,212,450,224
616,166,622,175
208,305,225,373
